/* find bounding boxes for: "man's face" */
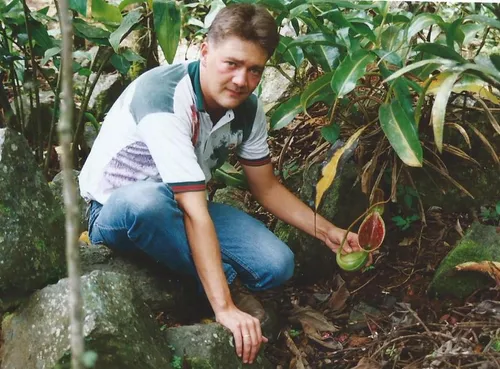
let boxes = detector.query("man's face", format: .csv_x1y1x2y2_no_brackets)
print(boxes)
200,36,269,114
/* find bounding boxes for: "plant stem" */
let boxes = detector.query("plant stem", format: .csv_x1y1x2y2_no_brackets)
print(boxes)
57,0,84,368
21,0,43,161
43,64,62,177
72,50,113,165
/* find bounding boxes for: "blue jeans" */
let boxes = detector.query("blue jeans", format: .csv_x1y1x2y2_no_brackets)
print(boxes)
88,181,294,291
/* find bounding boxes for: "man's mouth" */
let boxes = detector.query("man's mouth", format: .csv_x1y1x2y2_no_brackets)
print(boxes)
227,88,245,97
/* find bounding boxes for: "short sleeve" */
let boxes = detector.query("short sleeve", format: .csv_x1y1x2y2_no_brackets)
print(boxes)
236,99,271,166
138,112,206,193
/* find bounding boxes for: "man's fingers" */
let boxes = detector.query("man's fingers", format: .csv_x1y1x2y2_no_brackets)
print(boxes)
241,327,252,364
248,318,261,363
234,327,243,358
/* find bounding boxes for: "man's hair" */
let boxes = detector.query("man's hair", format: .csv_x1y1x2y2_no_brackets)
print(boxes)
207,4,279,58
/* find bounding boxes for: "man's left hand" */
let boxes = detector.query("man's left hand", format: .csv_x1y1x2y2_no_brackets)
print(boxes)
323,226,362,254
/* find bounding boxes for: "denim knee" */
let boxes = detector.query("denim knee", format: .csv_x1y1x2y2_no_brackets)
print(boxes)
257,246,295,289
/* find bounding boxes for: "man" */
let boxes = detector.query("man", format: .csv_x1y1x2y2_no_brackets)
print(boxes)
79,3,362,364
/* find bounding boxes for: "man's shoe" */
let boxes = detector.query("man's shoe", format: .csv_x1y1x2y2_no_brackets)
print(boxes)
229,278,267,323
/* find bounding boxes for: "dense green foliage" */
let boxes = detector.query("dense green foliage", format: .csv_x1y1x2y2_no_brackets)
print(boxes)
0,0,499,200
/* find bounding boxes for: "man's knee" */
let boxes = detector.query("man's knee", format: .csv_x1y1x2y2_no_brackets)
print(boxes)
264,247,295,287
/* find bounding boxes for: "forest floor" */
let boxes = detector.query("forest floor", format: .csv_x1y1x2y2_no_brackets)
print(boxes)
158,116,500,369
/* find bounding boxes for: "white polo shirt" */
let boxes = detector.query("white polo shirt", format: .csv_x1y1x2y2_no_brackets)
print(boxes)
79,61,271,204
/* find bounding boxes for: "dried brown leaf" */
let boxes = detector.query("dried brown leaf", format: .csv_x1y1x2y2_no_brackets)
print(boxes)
289,306,339,337
467,123,500,165
327,274,350,313
351,357,382,369
455,261,500,285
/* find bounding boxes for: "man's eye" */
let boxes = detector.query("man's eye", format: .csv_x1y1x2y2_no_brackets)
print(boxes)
226,61,236,66
251,69,262,76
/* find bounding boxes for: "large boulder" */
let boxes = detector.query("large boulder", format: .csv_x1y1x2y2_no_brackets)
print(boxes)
80,245,198,313
0,270,173,369
428,222,500,299
274,161,367,282
0,128,65,298
165,323,273,369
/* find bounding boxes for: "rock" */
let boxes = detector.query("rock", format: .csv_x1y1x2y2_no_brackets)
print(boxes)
348,301,383,332
1,270,173,369
0,128,65,298
73,72,124,122
49,169,88,233
87,72,123,121
165,323,273,369
10,90,55,138
212,186,249,213
274,161,367,282
80,245,197,313
259,63,295,110
428,222,500,299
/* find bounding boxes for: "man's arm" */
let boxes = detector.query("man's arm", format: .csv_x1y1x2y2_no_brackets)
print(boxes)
241,163,361,253
175,191,267,364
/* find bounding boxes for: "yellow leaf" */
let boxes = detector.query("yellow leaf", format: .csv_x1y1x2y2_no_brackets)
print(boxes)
79,231,91,245
315,127,366,210
426,74,500,105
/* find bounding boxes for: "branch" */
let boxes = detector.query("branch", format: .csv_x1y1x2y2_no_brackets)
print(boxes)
56,1,84,368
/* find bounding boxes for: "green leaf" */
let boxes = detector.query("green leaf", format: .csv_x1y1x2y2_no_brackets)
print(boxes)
431,71,460,153
379,101,423,167
121,48,145,63
30,21,53,50
153,0,181,64
461,23,484,45
203,0,225,28
109,10,142,53
465,15,500,30
444,18,464,48
496,201,500,215
381,25,404,52
414,43,467,64
69,0,87,16
73,18,111,44
407,14,444,41
373,49,402,67
271,86,333,130
41,46,60,65
320,123,340,144
303,44,340,72
287,33,337,49
78,67,92,77
331,49,375,97
458,63,500,81
382,58,455,84
491,54,500,71
300,72,333,111
379,63,414,126
92,0,123,24
276,36,303,68
119,0,145,11
270,94,301,130
110,53,131,74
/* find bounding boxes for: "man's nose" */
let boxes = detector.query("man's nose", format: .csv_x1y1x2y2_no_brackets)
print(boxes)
232,69,247,88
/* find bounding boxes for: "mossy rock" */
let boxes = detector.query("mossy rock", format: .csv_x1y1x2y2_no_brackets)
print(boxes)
428,222,500,299
165,323,273,369
1,271,173,369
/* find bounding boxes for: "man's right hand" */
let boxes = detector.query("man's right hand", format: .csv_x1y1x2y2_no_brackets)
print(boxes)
215,306,268,364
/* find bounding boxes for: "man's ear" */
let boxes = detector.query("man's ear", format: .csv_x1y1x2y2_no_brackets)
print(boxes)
200,41,209,67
